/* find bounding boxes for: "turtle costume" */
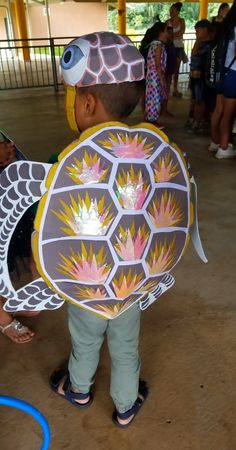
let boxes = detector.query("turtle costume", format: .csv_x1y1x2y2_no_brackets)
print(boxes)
0,32,206,319
0,31,207,422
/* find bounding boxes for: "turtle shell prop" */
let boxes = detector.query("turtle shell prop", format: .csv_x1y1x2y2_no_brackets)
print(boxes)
0,123,207,319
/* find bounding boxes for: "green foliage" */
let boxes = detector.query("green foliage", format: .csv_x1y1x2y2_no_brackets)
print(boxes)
108,2,222,33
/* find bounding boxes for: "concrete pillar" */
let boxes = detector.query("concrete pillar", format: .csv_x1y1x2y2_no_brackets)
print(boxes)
14,0,30,61
118,0,126,35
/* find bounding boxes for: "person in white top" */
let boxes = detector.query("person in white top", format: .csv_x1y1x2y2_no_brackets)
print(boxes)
167,2,186,97
210,0,236,159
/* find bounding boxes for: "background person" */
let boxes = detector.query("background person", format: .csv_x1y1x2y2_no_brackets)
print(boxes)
162,26,176,117
167,2,186,97
209,0,236,158
145,22,168,126
187,20,212,134
139,21,163,115
139,19,161,68
212,2,230,23
216,1,236,158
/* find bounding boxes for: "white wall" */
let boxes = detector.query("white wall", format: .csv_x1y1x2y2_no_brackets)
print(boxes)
28,1,108,38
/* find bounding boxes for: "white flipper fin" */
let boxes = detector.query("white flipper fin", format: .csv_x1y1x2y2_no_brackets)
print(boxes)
190,176,208,263
0,161,52,303
4,278,64,312
139,274,175,310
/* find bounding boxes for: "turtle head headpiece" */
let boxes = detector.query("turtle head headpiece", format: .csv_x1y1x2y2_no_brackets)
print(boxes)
60,32,145,131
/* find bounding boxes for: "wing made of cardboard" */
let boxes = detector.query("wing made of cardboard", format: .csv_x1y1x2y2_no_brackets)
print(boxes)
0,160,65,312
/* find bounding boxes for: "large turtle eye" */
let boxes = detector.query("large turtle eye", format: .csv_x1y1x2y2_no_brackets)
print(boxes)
61,45,84,70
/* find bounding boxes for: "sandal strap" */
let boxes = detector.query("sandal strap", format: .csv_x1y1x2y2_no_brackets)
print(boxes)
63,375,90,401
116,379,149,420
0,319,28,334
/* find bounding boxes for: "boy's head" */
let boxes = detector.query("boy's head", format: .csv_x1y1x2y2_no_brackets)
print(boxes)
195,19,211,40
60,32,145,132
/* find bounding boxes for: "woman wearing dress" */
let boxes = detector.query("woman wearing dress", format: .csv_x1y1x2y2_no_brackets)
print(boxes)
145,22,168,126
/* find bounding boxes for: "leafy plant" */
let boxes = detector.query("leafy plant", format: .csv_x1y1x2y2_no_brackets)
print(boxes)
108,2,221,33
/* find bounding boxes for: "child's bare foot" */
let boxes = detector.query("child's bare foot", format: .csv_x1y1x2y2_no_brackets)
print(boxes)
0,318,34,343
50,370,93,408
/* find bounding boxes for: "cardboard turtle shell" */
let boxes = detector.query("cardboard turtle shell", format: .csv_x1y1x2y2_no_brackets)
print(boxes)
33,122,192,319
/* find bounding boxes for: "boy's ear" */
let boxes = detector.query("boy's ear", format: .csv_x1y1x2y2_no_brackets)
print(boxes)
83,92,96,117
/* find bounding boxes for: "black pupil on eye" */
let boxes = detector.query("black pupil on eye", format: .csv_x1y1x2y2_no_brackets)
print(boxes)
64,50,72,64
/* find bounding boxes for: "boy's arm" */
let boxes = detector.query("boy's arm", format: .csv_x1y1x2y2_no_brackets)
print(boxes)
191,40,201,57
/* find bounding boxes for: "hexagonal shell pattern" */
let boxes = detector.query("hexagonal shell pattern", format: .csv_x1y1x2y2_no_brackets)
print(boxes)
34,122,191,319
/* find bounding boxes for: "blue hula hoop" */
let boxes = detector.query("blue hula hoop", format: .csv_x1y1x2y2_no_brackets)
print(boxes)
0,395,50,450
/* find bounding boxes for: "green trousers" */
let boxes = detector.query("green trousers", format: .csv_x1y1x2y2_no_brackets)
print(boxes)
68,302,141,413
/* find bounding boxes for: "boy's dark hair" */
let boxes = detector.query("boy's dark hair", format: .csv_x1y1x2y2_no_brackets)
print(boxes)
78,80,144,119
195,19,211,31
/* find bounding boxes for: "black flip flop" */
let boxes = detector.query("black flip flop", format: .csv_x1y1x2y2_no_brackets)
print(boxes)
112,379,149,428
50,369,93,409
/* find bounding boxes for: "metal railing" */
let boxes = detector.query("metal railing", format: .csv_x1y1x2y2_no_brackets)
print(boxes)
0,33,195,91
0,37,72,91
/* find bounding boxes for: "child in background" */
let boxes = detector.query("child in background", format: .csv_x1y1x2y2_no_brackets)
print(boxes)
139,21,161,70
0,133,38,343
145,22,168,126
162,26,176,116
187,20,212,134
139,22,162,115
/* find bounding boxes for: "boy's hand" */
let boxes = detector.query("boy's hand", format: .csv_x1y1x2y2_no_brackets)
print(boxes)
0,141,16,167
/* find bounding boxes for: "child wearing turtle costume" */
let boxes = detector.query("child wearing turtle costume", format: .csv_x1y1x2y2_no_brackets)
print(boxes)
0,32,205,426
50,32,148,428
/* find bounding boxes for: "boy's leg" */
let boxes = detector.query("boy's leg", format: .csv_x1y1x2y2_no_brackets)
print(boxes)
68,303,108,394
211,94,224,145
107,303,141,413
